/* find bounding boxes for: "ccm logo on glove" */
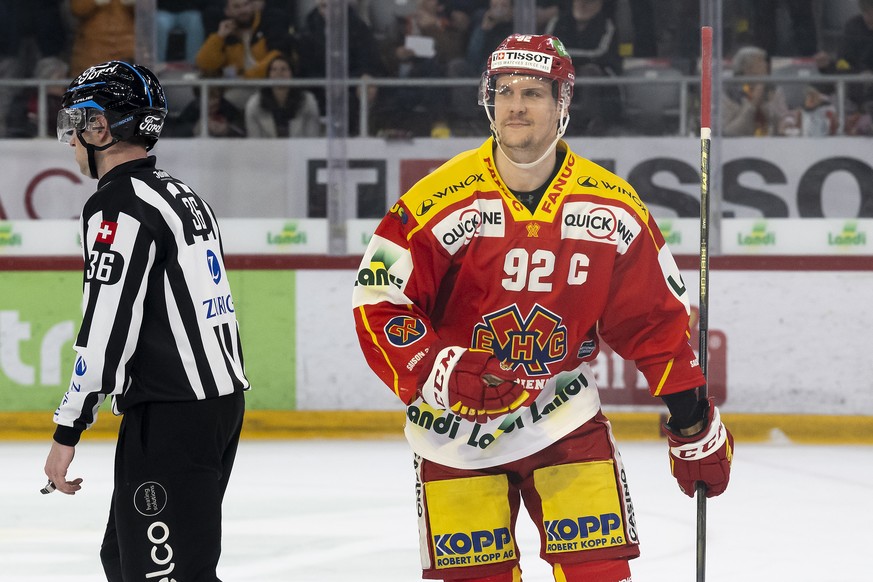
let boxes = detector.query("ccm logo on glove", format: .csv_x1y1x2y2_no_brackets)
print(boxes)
418,346,529,423
663,397,734,498
426,347,463,409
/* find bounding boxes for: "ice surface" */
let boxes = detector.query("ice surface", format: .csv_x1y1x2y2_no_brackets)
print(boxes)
2,438,870,581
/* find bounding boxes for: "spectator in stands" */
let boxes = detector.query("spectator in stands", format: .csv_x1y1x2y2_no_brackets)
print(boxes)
750,0,818,58
638,0,749,63
814,0,873,134
537,0,563,33
195,0,283,78
414,0,494,135
549,0,623,135
398,0,469,70
0,2,19,138
466,0,515,72
69,0,136,76
202,0,294,36
652,0,699,61
376,0,469,136
0,1,70,137
297,0,384,135
169,84,247,137
298,0,384,80
723,46,795,136
353,0,375,25
15,1,69,65
157,0,208,65
245,54,321,137
542,0,658,58
799,86,838,136
607,0,658,57
443,0,488,37
254,0,298,56
0,1,16,68
5,57,69,138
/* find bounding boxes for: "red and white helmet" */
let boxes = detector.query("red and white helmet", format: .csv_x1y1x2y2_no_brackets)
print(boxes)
480,34,575,108
479,34,575,147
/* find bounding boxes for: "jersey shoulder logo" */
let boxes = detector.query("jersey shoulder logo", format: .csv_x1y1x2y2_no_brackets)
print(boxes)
384,316,427,347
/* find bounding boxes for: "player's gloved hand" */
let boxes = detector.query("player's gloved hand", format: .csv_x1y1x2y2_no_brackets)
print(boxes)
662,397,734,498
418,345,530,423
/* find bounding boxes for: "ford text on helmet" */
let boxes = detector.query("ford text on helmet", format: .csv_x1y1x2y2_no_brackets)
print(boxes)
58,61,167,152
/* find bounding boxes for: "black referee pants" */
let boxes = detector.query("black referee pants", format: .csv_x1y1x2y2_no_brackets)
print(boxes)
100,391,245,582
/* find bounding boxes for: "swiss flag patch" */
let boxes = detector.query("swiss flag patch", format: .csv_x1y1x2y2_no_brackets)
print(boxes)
96,220,118,245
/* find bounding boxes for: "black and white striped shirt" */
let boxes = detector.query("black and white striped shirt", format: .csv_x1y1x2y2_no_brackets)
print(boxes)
53,156,248,446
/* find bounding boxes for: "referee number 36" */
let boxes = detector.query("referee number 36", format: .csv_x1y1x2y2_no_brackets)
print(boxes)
86,250,124,285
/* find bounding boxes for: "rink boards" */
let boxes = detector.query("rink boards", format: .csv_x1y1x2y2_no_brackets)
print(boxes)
0,255,871,443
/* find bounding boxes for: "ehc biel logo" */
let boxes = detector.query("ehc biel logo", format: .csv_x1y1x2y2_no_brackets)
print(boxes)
472,304,567,376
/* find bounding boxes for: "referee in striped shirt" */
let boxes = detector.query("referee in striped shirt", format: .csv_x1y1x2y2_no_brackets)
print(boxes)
43,61,249,582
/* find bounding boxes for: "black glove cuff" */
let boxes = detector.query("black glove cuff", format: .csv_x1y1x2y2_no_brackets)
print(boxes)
662,389,708,431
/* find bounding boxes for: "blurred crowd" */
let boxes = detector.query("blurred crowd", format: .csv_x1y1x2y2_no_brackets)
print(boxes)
1,0,872,139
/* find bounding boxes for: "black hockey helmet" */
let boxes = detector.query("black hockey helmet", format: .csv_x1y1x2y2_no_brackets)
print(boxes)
58,61,167,151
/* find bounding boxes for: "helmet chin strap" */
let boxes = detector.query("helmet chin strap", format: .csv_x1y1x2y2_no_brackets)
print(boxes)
76,130,118,179
493,131,561,170
485,106,570,171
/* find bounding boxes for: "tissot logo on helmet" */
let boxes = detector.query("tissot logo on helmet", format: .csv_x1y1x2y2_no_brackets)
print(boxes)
479,34,577,143
490,50,554,74
486,34,575,83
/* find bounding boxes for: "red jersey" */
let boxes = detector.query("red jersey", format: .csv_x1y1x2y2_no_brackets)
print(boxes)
353,139,703,468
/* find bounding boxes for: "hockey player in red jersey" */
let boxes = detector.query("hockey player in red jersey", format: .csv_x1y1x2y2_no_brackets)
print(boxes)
353,34,733,581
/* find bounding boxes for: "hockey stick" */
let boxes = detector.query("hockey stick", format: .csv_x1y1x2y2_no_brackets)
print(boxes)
696,25,713,582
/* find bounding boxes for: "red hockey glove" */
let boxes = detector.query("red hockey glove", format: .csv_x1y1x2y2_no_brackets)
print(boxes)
418,346,530,423
662,397,734,498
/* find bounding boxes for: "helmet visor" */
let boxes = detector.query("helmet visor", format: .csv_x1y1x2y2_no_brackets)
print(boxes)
57,107,103,143
479,73,564,108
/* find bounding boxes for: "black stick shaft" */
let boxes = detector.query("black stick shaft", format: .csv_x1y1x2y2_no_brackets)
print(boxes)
697,25,713,582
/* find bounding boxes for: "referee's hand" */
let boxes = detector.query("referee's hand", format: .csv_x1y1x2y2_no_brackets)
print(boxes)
43,441,83,495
